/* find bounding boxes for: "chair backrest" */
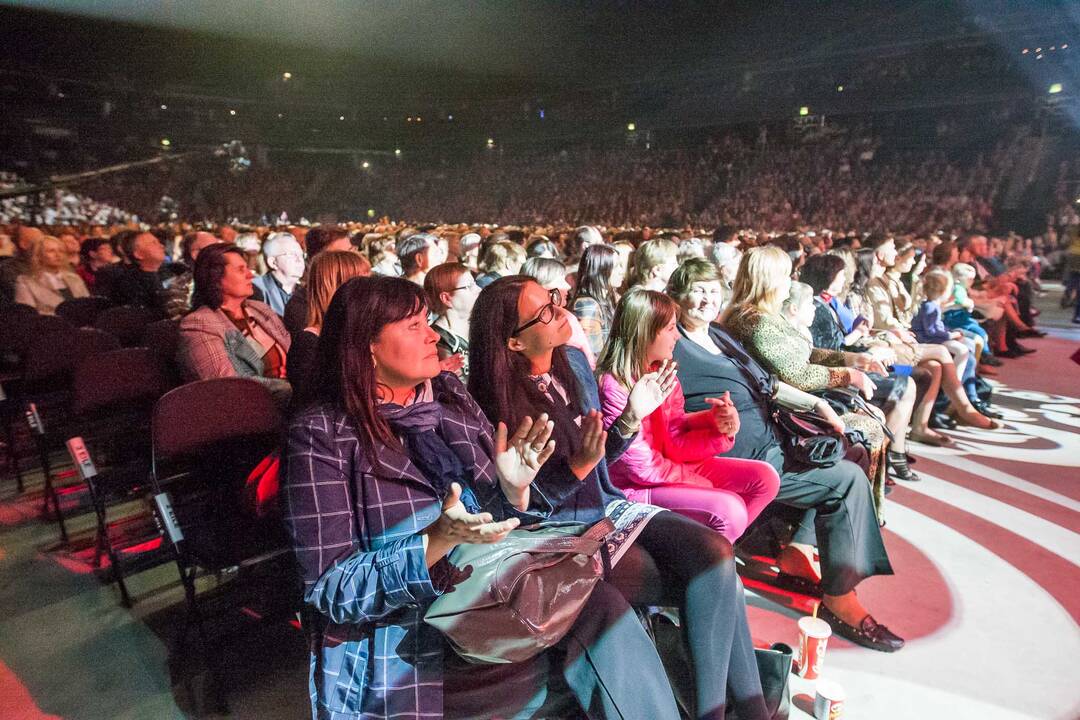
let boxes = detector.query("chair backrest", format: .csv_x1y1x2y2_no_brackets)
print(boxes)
0,313,70,355
152,378,282,460
72,348,169,416
23,327,121,384
56,296,114,328
94,305,158,347
141,318,181,359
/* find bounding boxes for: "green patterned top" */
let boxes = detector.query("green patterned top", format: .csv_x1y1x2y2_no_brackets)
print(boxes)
722,306,851,391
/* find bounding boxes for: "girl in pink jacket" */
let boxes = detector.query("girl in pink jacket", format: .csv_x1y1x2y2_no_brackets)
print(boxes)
597,288,780,543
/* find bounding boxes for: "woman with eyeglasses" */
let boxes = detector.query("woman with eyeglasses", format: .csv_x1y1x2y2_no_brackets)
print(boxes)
522,256,596,367
424,263,478,381
470,276,772,720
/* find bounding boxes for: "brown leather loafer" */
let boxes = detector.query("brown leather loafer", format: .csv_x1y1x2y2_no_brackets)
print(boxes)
817,604,905,652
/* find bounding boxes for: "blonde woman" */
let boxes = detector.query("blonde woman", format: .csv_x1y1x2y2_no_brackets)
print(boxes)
626,238,679,291
285,250,370,404
14,235,89,315
720,245,894,516
476,241,526,288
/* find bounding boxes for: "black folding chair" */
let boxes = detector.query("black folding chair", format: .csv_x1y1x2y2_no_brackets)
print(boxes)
56,296,114,328
19,328,121,542
149,377,295,709
66,348,171,606
95,305,158,347
141,318,183,388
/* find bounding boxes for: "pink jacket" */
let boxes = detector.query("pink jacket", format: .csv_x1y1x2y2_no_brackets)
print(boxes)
598,374,735,501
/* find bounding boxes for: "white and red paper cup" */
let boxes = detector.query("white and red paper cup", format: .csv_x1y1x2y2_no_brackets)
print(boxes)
797,616,832,679
813,678,846,719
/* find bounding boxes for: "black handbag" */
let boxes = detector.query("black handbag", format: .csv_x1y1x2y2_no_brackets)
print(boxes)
772,409,847,468
645,609,792,720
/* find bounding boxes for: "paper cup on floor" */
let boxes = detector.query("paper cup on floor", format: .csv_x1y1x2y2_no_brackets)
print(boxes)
797,616,831,679
813,678,846,719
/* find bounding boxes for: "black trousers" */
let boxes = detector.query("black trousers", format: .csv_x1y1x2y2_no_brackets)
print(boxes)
444,580,680,720
609,511,769,720
772,445,893,595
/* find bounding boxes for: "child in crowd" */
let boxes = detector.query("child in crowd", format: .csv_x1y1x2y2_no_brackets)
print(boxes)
913,270,985,411
944,262,992,366
780,281,817,343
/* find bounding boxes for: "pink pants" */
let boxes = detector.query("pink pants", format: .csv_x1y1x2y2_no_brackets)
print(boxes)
645,457,780,544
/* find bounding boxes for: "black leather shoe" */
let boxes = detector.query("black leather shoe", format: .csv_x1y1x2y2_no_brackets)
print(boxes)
981,355,1004,367
998,348,1022,359
1017,329,1047,338
1016,345,1037,355
973,402,1004,419
817,604,905,652
929,412,957,430
773,571,824,598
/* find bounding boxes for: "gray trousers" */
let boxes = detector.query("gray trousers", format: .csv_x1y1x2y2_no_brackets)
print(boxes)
768,444,894,595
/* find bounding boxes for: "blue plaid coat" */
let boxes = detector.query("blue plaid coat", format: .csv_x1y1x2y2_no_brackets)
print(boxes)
283,372,553,719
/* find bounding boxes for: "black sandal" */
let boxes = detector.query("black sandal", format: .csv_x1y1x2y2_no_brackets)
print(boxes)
887,450,920,482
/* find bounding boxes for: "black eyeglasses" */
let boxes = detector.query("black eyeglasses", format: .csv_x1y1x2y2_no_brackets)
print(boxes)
512,288,561,336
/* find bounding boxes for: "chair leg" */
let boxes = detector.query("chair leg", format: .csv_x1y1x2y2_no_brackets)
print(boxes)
35,435,68,544
4,418,23,493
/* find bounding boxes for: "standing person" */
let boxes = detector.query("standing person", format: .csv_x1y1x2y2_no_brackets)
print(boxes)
570,244,619,356
285,250,371,406
469,276,772,720
253,232,306,316
424,262,478,382
596,288,780,543
177,244,291,406
13,235,89,315
283,275,682,720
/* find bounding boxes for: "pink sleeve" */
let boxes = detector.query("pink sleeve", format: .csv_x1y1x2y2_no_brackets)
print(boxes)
599,374,677,487
662,380,735,463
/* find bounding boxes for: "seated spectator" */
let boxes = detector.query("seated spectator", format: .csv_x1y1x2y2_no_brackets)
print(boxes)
177,244,291,406
423,262,477,382
570,244,619,356
526,236,560,259
476,240,526,288
283,275,682,720
722,246,894,503
1,226,43,302
627,238,679,291
397,232,447,286
253,232,305,316
563,225,604,276
469,275,773,717
286,250,370,407
454,231,481,271
667,258,903,652
110,230,172,316
163,230,221,319
282,225,355,334
14,234,89,315
75,237,121,296
521,256,595,366
596,288,780,542
945,263,993,358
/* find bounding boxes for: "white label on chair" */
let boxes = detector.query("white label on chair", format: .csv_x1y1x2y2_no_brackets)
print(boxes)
25,404,44,434
65,437,98,480
153,493,184,543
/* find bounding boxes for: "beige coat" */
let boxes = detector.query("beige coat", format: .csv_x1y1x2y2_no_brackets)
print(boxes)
14,271,89,315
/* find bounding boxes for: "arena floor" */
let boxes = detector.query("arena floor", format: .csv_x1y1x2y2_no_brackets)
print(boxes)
1,289,1077,720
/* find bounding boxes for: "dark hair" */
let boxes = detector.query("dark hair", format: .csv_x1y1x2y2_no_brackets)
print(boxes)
180,231,201,265
79,237,111,264
468,276,582,460
799,254,847,295
712,225,738,244
305,226,349,258
931,240,956,267
112,229,139,262
191,243,244,310
570,244,616,319
308,276,430,459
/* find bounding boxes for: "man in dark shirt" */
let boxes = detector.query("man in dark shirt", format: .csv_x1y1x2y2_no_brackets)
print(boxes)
109,231,171,316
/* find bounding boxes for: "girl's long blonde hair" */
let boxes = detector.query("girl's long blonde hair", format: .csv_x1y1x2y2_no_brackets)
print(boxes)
595,287,677,388
720,244,792,324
